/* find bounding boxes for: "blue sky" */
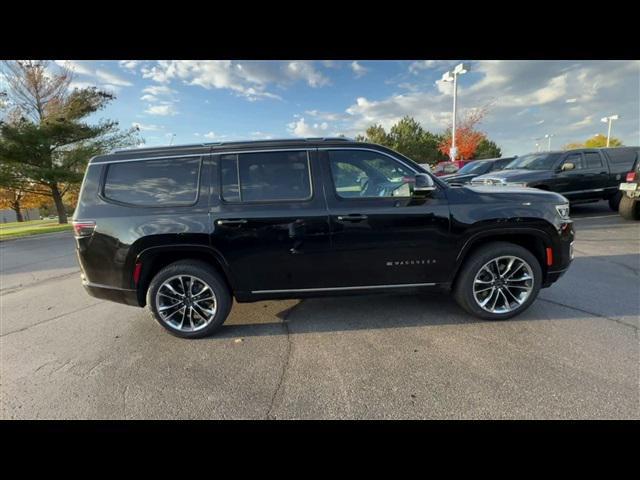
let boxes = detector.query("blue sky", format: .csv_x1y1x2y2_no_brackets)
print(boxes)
50,60,639,156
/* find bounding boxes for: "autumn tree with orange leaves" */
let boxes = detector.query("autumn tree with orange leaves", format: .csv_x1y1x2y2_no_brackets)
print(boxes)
438,105,492,161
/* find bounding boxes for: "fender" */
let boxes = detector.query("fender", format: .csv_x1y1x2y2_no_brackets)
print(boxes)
451,225,554,284
127,242,239,292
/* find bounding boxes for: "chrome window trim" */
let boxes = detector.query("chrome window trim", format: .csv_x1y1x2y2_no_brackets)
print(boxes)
89,148,317,166
251,282,436,294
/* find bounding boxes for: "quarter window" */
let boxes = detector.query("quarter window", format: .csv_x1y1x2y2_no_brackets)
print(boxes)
220,151,311,202
328,150,415,198
103,157,201,206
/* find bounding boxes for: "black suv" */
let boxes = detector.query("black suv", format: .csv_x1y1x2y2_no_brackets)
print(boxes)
442,156,517,185
470,147,639,210
73,138,574,338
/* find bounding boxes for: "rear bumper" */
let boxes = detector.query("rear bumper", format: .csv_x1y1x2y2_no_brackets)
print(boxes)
82,279,140,307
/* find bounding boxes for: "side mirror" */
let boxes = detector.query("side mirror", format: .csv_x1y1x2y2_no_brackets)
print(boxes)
561,162,575,171
411,173,436,196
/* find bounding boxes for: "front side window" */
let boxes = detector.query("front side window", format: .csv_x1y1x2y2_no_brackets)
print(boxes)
562,153,583,170
328,150,415,198
220,150,311,202
103,157,201,206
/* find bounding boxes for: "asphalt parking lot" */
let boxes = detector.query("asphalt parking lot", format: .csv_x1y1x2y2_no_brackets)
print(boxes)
1,201,638,419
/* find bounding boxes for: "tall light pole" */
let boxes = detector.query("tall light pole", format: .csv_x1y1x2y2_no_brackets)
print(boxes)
534,137,543,152
544,133,554,151
601,115,619,147
168,133,176,146
441,63,469,161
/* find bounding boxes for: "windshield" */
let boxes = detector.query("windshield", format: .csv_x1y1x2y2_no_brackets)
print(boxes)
504,153,561,171
457,161,491,175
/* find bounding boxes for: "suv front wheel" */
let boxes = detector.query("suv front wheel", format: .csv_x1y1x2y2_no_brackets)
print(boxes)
453,242,542,320
146,260,232,338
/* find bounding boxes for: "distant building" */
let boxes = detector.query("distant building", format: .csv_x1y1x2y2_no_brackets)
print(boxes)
0,208,40,223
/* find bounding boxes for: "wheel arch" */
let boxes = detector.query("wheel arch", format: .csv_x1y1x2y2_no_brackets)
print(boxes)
451,228,552,289
133,244,236,307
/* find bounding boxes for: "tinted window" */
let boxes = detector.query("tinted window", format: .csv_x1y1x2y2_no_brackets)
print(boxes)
504,153,561,170
221,151,311,202
605,148,639,166
103,157,200,206
458,161,491,175
494,159,513,170
328,150,415,198
584,152,603,169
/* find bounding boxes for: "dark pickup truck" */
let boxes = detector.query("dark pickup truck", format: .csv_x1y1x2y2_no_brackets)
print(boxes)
471,147,640,210
442,156,517,185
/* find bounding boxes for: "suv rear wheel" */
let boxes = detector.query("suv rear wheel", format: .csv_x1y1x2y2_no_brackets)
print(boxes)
619,195,640,220
453,242,542,320
146,260,232,338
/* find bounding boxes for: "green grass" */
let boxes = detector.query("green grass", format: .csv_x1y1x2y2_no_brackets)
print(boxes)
0,219,72,241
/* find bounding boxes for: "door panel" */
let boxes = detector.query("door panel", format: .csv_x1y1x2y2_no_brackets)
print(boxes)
554,152,587,200
320,149,452,287
209,149,333,293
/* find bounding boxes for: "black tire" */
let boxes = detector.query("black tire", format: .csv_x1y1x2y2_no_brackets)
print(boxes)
146,260,232,339
608,191,622,211
618,195,640,221
453,241,542,321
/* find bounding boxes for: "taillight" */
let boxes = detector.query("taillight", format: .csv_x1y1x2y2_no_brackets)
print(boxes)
626,171,637,182
72,220,96,237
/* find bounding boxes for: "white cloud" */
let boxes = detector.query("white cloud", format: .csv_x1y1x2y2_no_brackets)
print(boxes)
119,60,140,72
140,60,329,101
566,98,577,103
142,85,176,96
287,117,330,137
54,60,133,89
350,61,369,78
55,60,93,76
95,69,133,87
145,104,177,116
203,131,217,139
140,94,157,102
132,122,163,131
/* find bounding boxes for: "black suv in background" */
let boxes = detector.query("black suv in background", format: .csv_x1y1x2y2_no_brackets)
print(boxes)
442,156,517,185
73,138,574,338
471,147,639,210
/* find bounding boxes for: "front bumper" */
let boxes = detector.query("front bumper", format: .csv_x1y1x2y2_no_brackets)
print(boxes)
542,222,574,288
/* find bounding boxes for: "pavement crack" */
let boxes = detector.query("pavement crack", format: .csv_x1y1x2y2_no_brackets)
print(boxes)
538,297,638,331
265,300,302,420
0,301,105,337
0,270,80,296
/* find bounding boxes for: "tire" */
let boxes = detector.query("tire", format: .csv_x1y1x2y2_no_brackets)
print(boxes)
608,191,622,211
618,195,640,221
146,260,232,339
453,242,542,321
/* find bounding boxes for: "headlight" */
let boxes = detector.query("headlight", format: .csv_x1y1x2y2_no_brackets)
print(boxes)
555,203,570,220
505,182,528,187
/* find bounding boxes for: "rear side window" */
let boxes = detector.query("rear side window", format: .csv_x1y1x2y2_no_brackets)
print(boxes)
605,148,638,166
584,152,603,169
103,157,201,206
220,150,311,202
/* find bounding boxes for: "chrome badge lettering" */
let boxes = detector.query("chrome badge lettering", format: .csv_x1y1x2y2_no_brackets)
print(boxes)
386,259,436,266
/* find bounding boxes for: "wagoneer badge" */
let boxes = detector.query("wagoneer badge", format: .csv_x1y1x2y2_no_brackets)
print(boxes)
386,259,436,266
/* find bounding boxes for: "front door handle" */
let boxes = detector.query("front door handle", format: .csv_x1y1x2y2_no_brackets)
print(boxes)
216,218,248,226
337,214,368,222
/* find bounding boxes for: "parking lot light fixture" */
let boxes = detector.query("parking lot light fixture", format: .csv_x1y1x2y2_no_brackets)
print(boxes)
601,115,619,147
544,133,554,151
441,63,469,161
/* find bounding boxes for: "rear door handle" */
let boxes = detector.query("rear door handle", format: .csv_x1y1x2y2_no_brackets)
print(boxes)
216,219,248,226
337,214,368,222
